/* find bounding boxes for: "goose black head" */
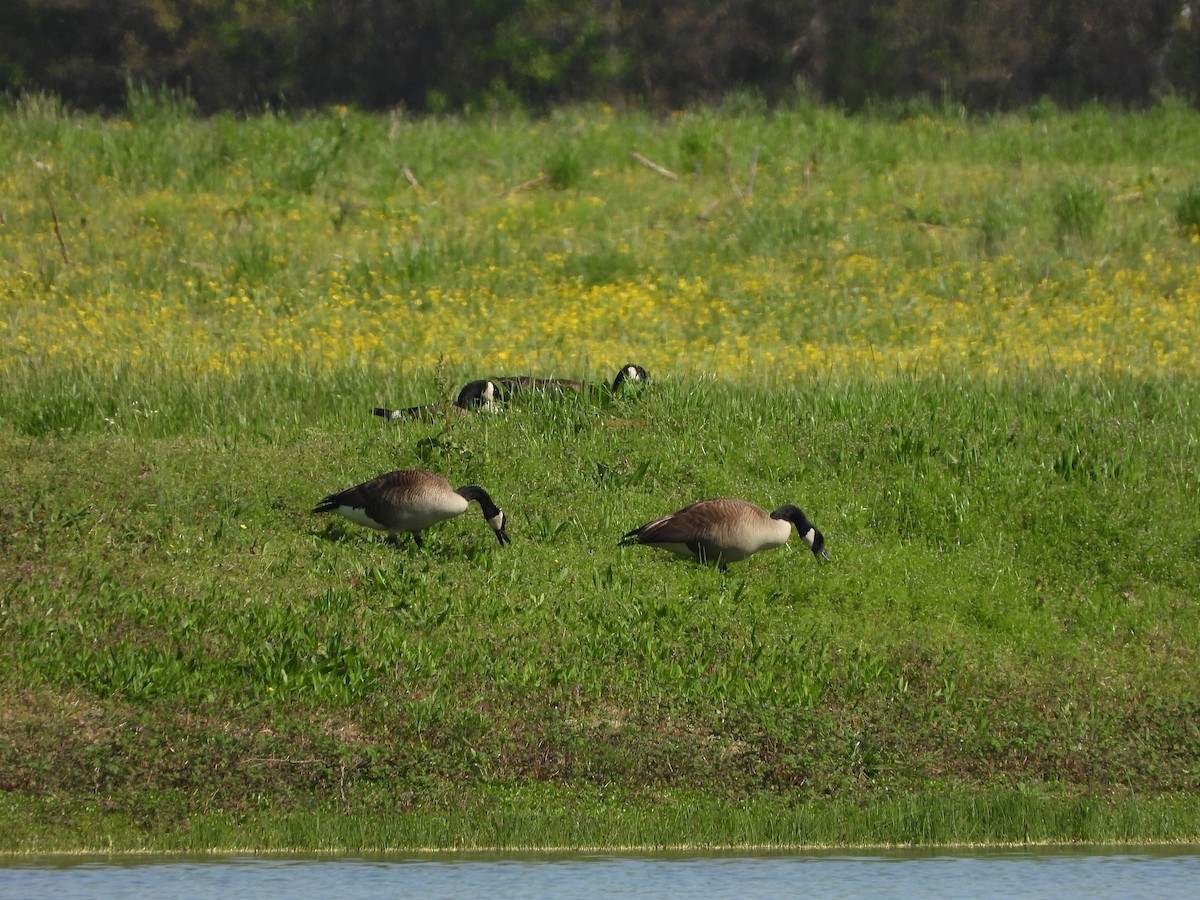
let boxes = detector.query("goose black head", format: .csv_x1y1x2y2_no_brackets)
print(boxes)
612,364,650,392
770,504,829,561
455,379,502,411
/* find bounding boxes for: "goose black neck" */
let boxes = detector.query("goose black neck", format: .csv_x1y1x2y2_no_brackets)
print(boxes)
457,485,502,520
770,504,811,530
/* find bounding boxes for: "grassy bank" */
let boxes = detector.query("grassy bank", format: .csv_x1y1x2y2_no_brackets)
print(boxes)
1,98,1199,851
2,374,1198,851
6,786,1200,854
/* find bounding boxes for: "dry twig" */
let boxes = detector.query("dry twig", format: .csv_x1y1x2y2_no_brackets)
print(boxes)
34,160,70,266
743,147,759,202
727,147,760,206
629,150,678,180
695,199,724,221
500,173,550,197
47,193,69,266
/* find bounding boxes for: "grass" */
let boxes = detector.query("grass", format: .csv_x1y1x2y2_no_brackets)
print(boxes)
5,787,1200,854
4,95,1200,382
1,95,1200,852
2,375,1198,851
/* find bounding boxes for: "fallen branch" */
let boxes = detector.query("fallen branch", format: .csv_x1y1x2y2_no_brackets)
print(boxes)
743,147,759,202
727,168,742,201
500,173,549,197
629,150,678,180
695,198,724,221
34,160,70,266
727,147,760,206
47,192,69,266
803,147,819,196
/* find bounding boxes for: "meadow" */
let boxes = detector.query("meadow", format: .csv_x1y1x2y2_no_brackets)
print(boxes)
1,92,1199,852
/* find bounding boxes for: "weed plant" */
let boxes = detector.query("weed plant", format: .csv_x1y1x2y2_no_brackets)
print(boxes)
1051,179,1106,244
1,95,1200,851
1177,182,1200,237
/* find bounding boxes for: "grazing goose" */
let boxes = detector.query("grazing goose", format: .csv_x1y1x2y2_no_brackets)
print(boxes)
619,498,828,571
313,469,510,548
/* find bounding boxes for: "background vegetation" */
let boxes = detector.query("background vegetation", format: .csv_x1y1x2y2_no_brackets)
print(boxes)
2,0,1200,115
1,97,1199,851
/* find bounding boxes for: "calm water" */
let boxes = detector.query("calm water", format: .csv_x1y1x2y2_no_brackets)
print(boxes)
2,847,1199,899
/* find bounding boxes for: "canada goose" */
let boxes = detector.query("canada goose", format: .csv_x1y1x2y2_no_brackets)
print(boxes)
313,468,510,548
373,365,646,422
373,380,501,422
372,402,469,423
454,379,504,411
610,363,650,392
619,498,828,571
495,363,649,397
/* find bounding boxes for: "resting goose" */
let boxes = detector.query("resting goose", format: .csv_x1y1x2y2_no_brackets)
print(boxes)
494,363,649,398
371,402,469,423
373,380,501,422
373,365,646,422
453,379,504,411
313,468,510,548
619,498,827,571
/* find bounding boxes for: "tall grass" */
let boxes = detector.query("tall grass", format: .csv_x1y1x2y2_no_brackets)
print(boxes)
5,788,1199,854
4,95,1200,385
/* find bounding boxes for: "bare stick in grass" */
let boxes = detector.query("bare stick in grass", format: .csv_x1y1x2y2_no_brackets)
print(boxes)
47,192,69,266
728,147,760,206
695,198,724,221
744,147,759,202
35,160,70,266
629,150,678,180
803,147,819,196
500,173,549,197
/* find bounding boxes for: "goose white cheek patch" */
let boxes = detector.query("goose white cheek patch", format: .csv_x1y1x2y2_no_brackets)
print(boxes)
802,527,817,550
488,512,506,532
481,383,502,413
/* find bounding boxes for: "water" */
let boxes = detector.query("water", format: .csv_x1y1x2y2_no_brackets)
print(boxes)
2,847,1199,899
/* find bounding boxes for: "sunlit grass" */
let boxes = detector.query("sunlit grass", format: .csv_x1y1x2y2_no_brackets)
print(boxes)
3,99,1199,390
2,98,1200,852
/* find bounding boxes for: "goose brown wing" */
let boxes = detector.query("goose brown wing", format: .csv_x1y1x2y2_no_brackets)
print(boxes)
373,468,452,502
352,470,449,525
628,499,731,543
626,511,685,543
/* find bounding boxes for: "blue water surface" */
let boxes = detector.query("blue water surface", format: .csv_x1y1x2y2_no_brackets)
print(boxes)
2,846,1199,899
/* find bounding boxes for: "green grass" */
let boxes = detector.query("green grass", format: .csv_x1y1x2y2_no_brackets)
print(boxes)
4,787,1199,854
4,106,1199,386
2,96,1200,851
1,373,1198,851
